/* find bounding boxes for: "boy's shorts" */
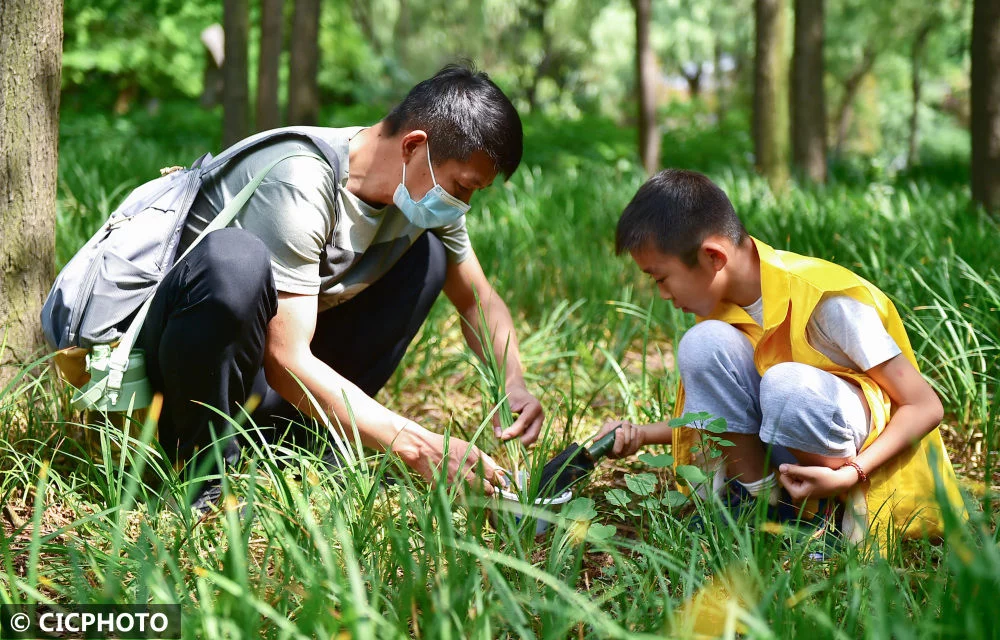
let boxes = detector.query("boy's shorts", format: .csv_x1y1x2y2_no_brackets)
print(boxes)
677,320,871,459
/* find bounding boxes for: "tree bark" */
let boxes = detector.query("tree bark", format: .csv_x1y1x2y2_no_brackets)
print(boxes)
288,0,321,126
634,0,660,176
393,0,410,60
833,46,877,157
754,0,790,190
791,0,827,183
683,64,704,98
223,0,250,146
256,0,284,132
0,0,61,377
714,41,728,124
971,0,1000,214
907,21,935,168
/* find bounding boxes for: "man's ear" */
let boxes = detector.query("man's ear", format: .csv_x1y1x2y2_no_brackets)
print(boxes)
400,129,428,162
700,240,729,273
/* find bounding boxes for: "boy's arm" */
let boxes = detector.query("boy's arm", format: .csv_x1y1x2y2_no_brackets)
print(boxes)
779,353,943,499
594,419,674,458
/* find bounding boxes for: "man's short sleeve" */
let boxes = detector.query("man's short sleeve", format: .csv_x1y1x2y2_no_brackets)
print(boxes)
236,155,337,295
431,216,473,264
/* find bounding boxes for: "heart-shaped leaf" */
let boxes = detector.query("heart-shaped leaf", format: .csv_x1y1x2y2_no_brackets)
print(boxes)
563,497,597,521
638,452,674,468
676,465,707,485
587,523,617,542
625,472,658,496
605,488,631,508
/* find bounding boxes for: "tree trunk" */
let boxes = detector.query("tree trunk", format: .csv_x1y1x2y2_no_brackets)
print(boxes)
288,0,321,126
393,0,410,60
0,0,61,378
754,0,790,190
350,0,381,55
634,0,660,176
223,0,250,146
683,64,704,98
791,0,827,183
256,0,284,132
833,46,876,157
971,0,1000,214
908,21,935,168
714,41,728,124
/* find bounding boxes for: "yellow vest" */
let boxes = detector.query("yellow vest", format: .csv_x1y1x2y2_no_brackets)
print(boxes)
671,237,965,543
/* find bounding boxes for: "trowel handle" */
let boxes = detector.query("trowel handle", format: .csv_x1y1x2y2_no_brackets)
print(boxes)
587,426,622,460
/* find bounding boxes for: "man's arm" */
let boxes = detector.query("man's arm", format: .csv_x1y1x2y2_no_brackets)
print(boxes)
442,251,544,444
263,291,502,492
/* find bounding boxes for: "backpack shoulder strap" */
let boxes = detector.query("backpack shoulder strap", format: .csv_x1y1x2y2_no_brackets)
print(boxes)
102,149,327,406
199,128,343,182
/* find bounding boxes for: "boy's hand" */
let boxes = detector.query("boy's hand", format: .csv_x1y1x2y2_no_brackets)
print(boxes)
777,463,857,500
595,420,643,458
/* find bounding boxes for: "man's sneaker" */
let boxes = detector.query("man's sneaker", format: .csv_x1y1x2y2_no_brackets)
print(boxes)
190,479,223,515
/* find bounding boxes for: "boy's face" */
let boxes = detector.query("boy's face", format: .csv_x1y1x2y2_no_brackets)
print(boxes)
630,244,724,317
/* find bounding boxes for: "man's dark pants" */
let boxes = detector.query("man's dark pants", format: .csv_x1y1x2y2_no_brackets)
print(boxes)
136,227,447,474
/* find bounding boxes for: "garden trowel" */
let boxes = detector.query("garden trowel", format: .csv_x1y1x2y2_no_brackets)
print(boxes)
536,427,622,498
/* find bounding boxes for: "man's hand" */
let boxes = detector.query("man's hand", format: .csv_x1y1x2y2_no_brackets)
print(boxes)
594,419,643,459
394,422,504,496
777,463,857,500
495,385,544,445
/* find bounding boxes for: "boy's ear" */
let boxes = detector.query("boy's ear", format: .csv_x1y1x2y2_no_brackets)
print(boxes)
700,240,729,273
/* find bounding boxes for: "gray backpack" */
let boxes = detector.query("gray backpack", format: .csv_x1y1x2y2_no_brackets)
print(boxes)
41,127,343,408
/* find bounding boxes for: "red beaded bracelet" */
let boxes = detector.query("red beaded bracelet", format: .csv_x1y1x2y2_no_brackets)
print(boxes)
843,460,869,484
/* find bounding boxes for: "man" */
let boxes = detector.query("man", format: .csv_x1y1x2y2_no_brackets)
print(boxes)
136,63,542,501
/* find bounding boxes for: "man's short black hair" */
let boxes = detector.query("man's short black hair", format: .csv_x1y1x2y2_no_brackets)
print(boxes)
384,62,523,179
615,169,748,266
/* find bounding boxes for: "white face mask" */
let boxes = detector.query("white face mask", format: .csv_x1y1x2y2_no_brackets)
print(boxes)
393,143,470,229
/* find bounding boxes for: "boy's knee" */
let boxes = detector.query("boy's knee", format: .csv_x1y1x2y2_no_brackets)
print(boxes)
677,320,753,375
759,362,816,401
759,363,861,456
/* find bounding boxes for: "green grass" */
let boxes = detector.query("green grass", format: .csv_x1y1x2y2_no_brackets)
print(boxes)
2,104,997,638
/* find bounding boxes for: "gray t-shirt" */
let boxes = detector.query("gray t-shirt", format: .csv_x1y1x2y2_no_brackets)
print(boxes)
741,294,902,372
181,127,473,311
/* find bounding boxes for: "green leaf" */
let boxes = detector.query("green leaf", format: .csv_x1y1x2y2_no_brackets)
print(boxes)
563,497,597,521
704,417,728,434
604,488,631,508
638,497,660,510
624,472,658,496
587,523,617,542
638,452,674,468
676,465,707,485
662,491,689,508
668,411,712,427
715,439,735,447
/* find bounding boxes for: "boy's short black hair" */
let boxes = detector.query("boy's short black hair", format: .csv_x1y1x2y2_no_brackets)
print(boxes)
384,62,523,179
615,169,748,266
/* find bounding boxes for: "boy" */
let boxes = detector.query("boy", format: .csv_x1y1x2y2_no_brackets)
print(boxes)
595,169,963,542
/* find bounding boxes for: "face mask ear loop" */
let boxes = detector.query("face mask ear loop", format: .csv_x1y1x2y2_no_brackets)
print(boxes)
401,157,408,188
425,143,439,187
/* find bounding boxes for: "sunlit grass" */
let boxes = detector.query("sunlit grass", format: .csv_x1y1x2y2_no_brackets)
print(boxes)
2,107,996,637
